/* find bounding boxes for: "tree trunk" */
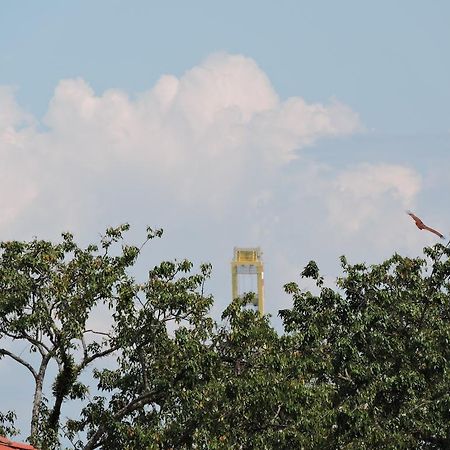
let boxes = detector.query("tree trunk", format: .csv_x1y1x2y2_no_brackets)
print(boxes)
30,354,51,439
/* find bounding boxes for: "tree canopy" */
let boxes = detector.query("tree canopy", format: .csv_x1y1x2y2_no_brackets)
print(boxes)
1,226,450,449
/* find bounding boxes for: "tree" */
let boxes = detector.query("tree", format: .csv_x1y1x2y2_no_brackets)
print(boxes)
0,225,165,448
69,256,214,450
1,226,450,449
280,245,450,448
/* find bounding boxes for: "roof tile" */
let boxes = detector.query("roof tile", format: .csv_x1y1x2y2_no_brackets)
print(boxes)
0,437,38,450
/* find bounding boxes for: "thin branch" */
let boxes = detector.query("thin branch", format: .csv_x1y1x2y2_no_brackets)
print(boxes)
20,331,52,356
83,330,112,338
270,404,282,426
79,345,119,370
138,237,151,254
0,348,37,379
135,293,145,308
2,321,51,356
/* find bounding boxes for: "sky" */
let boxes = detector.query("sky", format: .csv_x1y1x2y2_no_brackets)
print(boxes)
1,0,450,440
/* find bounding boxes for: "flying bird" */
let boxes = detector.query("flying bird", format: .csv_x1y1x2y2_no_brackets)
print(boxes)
406,211,445,239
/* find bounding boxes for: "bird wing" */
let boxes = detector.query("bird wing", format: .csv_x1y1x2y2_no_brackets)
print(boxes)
407,211,425,228
423,225,445,239
407,211,421,222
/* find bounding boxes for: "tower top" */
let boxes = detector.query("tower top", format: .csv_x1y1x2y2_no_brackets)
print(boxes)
233,247,263,263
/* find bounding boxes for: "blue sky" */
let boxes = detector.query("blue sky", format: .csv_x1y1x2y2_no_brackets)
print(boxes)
1,0,450,441
2,1,450,132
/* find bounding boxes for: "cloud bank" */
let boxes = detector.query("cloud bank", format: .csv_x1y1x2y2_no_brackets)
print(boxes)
1,53,364,231
0,52,426,314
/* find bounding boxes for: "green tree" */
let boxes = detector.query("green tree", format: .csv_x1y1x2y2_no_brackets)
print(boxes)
0,225,165,448
158,295,335,449
2,226,450,450
72,258,215,450
280,244,450,448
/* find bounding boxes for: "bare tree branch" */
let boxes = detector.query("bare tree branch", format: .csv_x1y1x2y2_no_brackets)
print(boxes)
79,345,119,370
0,348,37,379
83,330,112,338
20,331,52,356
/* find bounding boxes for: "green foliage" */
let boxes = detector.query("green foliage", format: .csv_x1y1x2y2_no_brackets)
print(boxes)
0,411,18,438
1,228,450,449
280,244,450,449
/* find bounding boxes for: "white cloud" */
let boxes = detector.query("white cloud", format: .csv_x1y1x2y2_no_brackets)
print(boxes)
0,53,363,233
0,87,39,228
0,53,430,293
168,53,279,130
328,163,422,234
250,97,362,165
0,167,37,229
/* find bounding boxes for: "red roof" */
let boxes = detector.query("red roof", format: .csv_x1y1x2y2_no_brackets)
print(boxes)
0,437,37,450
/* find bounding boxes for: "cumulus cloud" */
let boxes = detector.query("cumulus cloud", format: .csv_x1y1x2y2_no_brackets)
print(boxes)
0,53,364,234
0,54,428,274
0,52,427,286
0,52,428,285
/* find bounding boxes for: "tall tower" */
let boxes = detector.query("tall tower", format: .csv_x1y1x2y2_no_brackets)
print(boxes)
231,247,264,315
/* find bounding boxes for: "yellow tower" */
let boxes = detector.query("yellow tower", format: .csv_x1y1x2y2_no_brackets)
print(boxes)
231,247,264,315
